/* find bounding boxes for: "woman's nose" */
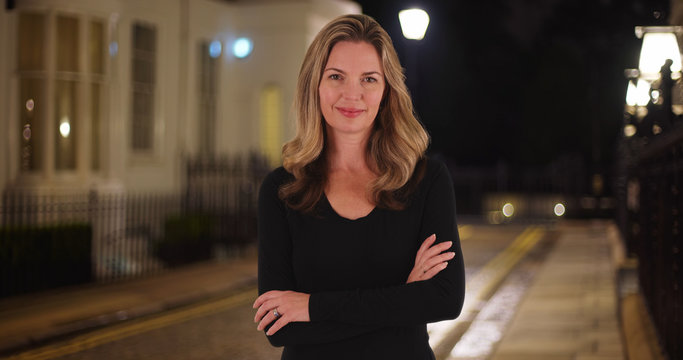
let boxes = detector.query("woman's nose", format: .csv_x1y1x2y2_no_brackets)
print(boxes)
341,81,362,100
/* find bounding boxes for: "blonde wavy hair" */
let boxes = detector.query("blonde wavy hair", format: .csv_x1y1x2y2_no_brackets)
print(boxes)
280,14,430,213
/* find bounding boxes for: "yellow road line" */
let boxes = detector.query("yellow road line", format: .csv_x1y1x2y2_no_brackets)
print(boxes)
458,225,472,241
472,226,545,301
428,225,545,350
7,289,257,360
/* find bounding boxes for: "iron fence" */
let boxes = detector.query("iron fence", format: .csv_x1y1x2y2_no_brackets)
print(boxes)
618,123,683,360
0,154,270,298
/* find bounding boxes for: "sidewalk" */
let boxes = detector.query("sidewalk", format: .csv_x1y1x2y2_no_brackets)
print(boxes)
490,220,625,360
0,221,661,359
0,248,258,355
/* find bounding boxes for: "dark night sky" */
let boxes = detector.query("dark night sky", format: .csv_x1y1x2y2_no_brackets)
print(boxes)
355,0,669,174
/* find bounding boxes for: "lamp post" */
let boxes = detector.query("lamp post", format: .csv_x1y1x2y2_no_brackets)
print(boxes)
398,8,430,109
618,26,682,252
624,26,683,138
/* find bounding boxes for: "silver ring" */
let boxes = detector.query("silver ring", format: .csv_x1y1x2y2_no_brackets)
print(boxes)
273,309,280,317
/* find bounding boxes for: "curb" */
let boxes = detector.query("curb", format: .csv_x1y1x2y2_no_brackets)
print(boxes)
0,274,258,357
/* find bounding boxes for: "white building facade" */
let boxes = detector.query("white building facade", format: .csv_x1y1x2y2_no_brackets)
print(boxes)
0,0,360,195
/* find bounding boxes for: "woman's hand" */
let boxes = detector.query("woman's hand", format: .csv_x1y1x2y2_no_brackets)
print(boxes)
406,234,455,283
253,290,311,335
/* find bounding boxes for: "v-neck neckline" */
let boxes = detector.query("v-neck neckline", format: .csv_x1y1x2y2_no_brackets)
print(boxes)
323,193,377,222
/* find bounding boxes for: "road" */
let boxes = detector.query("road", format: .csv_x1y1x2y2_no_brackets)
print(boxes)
8,223,555,360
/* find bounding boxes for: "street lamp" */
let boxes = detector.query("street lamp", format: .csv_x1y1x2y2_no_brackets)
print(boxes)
623,26,683,137
398,9,430,40
398,8,430,109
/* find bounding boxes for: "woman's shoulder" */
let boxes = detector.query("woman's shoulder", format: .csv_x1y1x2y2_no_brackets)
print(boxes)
261,166,294,192
422,156,450,182
413,156,453,196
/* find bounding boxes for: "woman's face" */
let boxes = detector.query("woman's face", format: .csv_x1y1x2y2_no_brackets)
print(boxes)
319,41,385,139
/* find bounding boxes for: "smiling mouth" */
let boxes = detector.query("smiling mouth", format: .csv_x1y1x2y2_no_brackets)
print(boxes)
337,107,364,118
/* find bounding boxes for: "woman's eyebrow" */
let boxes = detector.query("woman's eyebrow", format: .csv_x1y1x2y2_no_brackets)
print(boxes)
324,67,346,73
323,68,382,76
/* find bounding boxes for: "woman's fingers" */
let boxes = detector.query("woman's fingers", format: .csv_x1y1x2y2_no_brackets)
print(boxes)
266,315,289,335
253,290,280,309
407,235,455,283
253,291,311,335
422,261,448,280
257,306,279,331
422,240,452,259
254,298,276,323
415,240,452,268
415,234,436,261
422,251,455,271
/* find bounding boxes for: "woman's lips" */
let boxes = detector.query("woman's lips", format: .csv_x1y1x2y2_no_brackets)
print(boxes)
337,107,364,118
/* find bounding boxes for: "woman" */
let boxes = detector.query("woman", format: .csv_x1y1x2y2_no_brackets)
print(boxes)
253,14,465,359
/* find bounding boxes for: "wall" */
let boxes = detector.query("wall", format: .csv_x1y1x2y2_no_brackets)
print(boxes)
0,0,360,195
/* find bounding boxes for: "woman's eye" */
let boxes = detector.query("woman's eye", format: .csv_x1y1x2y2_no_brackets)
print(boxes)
363,77,377,83
329,74,341,80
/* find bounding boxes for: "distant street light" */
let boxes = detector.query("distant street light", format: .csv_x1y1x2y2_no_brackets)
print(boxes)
398,9,430,40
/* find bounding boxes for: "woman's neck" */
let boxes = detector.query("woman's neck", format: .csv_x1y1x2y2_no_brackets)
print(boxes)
325,128,372,172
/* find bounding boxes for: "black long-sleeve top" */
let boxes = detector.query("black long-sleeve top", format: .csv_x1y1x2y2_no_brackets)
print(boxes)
257,158,465,360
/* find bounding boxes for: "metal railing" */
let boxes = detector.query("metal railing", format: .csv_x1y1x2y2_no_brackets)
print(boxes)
0,154,270,298
618,122,683,360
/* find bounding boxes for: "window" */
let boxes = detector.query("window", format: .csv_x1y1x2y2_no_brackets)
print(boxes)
55,15,79,170
198,41,219,156
16,12,106,176
260,85,282,167
17,12,46,172
90,20,105,170
131,23,156,152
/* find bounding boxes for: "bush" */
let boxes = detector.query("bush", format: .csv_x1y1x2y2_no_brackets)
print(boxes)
155,214,214,267
0,224,92,298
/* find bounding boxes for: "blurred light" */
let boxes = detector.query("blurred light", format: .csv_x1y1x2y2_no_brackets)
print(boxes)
109,41,118,57
25,99,34,111
399,9,430,40
624,68,640,79
59,118,71,138
554,203,566,217
624,124,637,137
625,79,651,106
209,40,222,58
23,124,31,141
638,31,682,79
653,124,662,135
502,203,514,217
651,89,661,103
233,37,253,59
487,211,504,225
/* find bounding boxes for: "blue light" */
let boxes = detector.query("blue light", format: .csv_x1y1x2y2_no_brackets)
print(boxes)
109,41,118,56
209,40,222,58
233,37,253,59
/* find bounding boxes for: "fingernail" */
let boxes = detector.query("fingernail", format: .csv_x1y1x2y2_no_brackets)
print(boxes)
448,251,456,257
442,262,448,268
